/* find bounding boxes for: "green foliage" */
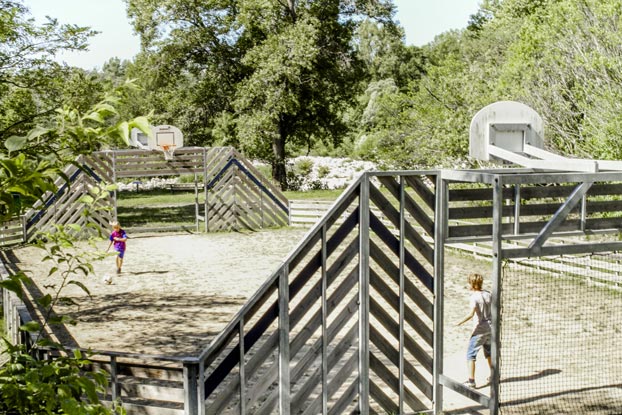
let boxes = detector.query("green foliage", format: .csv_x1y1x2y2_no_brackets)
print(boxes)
317,165,330,179
0,92,145,414
0,343,124,415
293,158,314,177
126,0,395,189
0,1,100,140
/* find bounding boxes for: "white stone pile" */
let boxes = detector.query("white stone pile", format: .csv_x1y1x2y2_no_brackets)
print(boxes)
116,177,179,192
288,156,377,191
114,157,376,192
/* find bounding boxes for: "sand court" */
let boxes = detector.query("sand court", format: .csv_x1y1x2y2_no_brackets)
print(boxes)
7,228,309,357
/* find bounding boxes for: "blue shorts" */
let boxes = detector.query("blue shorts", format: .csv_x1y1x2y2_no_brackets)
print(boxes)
467,333,491,361
115,249,125,259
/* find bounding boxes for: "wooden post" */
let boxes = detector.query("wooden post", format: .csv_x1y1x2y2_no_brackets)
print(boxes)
239,318,246,415
194,173,200,232
184,362,199,415
112,151,118,220
398,175,405,415
110,356,121,402
433,173,448,415
278,265,291,414
321,224,328,415
490,175,503,415
358,174,370,415
204,148,209,233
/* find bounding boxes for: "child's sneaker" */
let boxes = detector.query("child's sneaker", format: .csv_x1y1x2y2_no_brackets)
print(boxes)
463,379,476,388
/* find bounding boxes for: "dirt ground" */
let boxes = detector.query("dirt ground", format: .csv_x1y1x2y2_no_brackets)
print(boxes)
6,229,621,414
7,229,309,357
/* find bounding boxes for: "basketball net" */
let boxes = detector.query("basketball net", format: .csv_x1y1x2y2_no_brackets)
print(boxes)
161,144,176,161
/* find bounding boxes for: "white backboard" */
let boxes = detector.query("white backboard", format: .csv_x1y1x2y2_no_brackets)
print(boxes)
470,101,544,161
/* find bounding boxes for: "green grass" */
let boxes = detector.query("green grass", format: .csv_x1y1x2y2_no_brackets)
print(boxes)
118,188,343,208
117,189,197,208
283,188,343,200
116,188,343,229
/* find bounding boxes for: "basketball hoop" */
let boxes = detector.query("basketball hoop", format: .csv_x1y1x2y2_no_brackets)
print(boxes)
161,144,176,161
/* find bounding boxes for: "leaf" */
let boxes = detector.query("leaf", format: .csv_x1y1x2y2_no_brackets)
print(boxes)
20,321,41,332
4,135,28,152
117,121,130,145
131,116,152,136
67,280,91,296
78,194,94,204
37,293,53,308
0,278,24,299
83,111,104,123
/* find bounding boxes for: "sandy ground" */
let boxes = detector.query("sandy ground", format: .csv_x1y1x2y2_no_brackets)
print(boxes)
6,229,308,357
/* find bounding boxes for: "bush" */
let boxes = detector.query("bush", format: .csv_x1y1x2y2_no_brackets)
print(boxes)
293,158,314,177
317,165,331,179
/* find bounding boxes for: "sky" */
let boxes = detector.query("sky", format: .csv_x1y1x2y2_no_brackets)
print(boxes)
23,0,481,70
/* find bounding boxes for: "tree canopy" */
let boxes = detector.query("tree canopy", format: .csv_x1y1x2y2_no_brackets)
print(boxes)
4,0,622,180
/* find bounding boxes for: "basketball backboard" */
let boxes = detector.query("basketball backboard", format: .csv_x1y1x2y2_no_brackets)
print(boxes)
470,101,544,161
130,128,150,149
150,125,184,151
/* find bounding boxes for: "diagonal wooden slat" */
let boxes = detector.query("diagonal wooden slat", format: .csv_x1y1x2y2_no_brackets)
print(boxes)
369,241,433,319
369,297,433,371
370,212,433,291
291,321,358,414
209,261,359,415
369,184,434,264
369,350,429,414
404,175,435,210
370,268,433,347
301,345,359,415
250,292,360,415
369,378,399,415
369,325,432,403
377,176,435,238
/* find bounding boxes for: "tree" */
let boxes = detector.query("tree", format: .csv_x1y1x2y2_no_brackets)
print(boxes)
126,0,395,189
0,86,148,414
498,0,622,160
0,0,98,140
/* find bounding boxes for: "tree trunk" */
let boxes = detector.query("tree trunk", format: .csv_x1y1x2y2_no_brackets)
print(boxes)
272,132,287,190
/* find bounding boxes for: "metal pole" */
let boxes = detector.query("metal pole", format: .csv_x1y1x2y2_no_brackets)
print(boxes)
278,265,291,414
490,175,504,415
433,173,448,415
398,175,405,415
358,173,370,415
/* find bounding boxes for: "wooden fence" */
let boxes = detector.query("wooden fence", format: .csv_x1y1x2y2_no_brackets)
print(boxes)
5,169,622,414
12,147,288,241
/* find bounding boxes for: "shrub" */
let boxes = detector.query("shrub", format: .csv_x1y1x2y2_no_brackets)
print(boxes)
294,158,314,177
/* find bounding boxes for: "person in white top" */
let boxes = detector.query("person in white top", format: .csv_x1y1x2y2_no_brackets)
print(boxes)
456,273,492,388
